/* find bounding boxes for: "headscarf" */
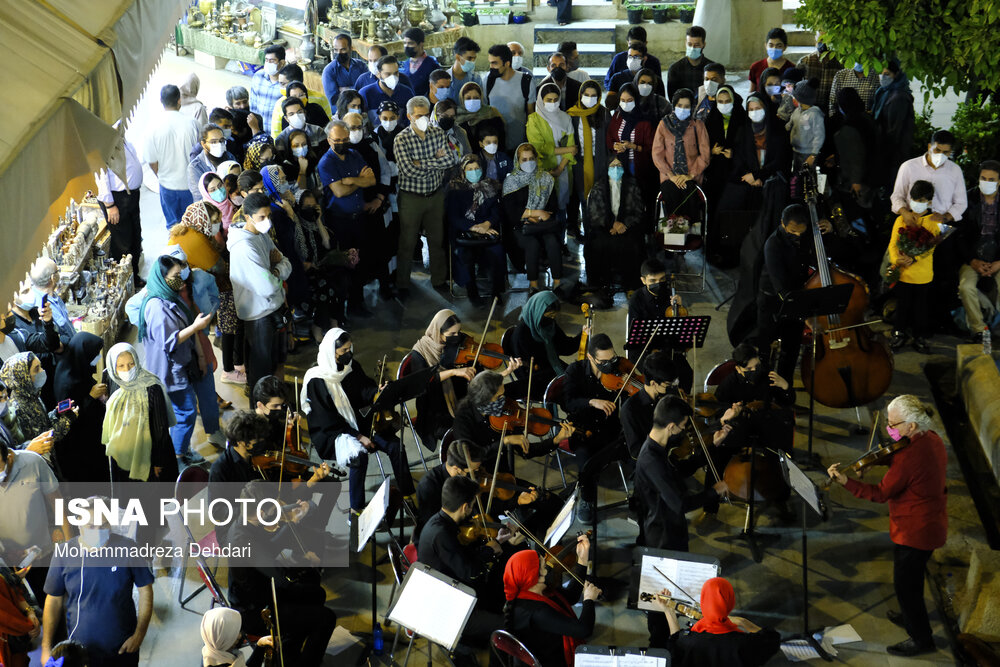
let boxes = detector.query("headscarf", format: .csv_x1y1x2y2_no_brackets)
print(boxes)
520,291,566,373
502,143,555,211
200,172,234,227
665,88,695,175
103,343,173,481
200,607,247,667
746,92,771,133
690,577,742,634
0,352,51,438
215,160,240,179
614,83,642,156
412,310,460,415
52,332,102,406
137,258,192,342
634,68,668,121
836,87,878,148
503,550,581,666
873,67,910,119
260,165,286,207
568,82,605,197
757,66,781,103
714,84,741,135
179,200,217,238
450,155,499,221
243,134,274,171
455,82,500,127
301,328,366,468
180,73,201,106
534,83,573,142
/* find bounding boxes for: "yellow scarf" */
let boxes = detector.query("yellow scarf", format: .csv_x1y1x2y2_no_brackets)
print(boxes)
568,102,601,197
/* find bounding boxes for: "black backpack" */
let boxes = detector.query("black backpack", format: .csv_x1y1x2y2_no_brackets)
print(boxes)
485,69,533,113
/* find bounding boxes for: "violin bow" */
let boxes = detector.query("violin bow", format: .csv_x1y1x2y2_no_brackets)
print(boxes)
688,419,731,505
370,355,388,440
523,357,534,444
278,404,288,495
614,323,661,404
472,296,499,369
270,578,286,667
652,564,698,605
294,376,305,455
504,512,587,587
462,442,491,535
485,421,507,517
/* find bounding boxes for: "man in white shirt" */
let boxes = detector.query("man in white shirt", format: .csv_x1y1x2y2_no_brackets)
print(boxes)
486,43,536,153
96,131,144,279
144,85,200,228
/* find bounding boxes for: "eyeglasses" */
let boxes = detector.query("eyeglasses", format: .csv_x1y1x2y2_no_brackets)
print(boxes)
887,420,906,429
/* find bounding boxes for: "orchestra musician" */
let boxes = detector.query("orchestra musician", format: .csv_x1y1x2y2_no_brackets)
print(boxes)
621,350,681,459
826,395,946,658
409,309,478,450
502,536,602,667
654,577,780,665
414,441,486,542
251,375,301,451
302,328,414,514
627,258,693,392
508,291,588,400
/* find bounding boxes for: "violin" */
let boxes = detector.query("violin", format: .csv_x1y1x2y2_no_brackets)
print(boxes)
476,470,536,503
543,529,593,574
371,358,402,437
453,334,513,370
458,442,503,547
251,447,316,478
664,279,688,318
578,303,592,361
487,398,588,438
844,434,911,476
260,608,279,667
597,356,646,397
639,592,703,620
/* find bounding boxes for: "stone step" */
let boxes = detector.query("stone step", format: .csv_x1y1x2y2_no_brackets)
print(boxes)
532,3,621,21
533,20,618,46
783,22,814,47
531,65,607,82
533,42,617,67
783,45,813,62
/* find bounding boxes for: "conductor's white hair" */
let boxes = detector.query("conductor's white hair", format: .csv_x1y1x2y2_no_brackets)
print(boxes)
887,394,933,432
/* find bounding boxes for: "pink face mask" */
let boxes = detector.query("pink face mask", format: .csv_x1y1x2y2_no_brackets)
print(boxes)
886,426,903,442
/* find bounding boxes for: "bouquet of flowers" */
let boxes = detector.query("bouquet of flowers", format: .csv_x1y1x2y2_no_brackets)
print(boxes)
884,223,953,286
658,214,691,245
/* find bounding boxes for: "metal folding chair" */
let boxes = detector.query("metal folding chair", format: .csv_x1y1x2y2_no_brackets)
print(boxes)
656,184,709,292
490,630,543,667
396,351,430,472
174,466,226,612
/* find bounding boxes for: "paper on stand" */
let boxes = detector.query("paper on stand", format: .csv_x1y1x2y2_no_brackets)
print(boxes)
636,555,717,612
356,478,389,552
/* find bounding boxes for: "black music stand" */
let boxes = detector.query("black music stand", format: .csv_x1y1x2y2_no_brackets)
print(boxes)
777,285,853,467
624,316,712,352
363,363,438,475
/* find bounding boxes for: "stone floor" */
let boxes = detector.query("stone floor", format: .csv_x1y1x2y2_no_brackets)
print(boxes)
30,47,990,667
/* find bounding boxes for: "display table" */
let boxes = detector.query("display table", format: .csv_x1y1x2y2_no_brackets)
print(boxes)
176,23,267,68
317,23,464,57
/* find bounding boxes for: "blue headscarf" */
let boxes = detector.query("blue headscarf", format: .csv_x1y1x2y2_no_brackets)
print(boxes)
520,291,566,373
137,259,192,342
260,164,286,209
872,69,910,119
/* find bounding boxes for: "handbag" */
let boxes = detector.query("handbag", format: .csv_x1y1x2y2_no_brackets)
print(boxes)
455,230,501,247
520,218,560,236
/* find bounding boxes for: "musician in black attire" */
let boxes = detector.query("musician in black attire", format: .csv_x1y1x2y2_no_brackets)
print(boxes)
621,350,681,459
627,259,694,392
635,397,729,648
252,375,301,451
228,481,337,667
414,442,485,543
508,291,586,400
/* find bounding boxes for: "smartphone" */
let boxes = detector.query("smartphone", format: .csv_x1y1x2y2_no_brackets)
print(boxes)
19,545,41,569
41,294,48,309
56,398,73,414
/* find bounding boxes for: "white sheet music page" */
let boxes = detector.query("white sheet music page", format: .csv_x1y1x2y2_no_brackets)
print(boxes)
637,555,718,611
387,567,477,650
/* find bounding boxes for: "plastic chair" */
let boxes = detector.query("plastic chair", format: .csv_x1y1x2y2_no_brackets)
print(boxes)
396,352,430,472
490,630,543,667
656,185,709,293
174,467,227,611
703,359,737,393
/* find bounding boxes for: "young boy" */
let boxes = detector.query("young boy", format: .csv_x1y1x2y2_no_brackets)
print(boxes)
786,78,825,170
627,259,694,391
748,27,794,92
888,180,938,353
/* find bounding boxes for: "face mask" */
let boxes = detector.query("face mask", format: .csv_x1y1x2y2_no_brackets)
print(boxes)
211,222,222,235
550,67,567,83
483,142,499,155
596,357,619,374
232,194,244,206
638,83,653,97
581,95,598,108
511,55,524,70
255,217,272,234
544,101,560,113
887,425,903,442
608,166,624,181
674,107,691,121
80,527,111,548
180,265,192,280
479,395,507,417
90,353,101,367
748,108,767,123
263,62,278,77
647,281,664,296
438,116,455,131
33,370,47,389
929,151,947,167
686,46,703,59
208,143,226,158
627,57,642,72
166,276,185,292
0,316,14,335
765,85,781,97
980,180,999,196
332,142,348,155
414,116,430,132
383,74,399,90
368,61,379,76
620,100,636,113
520,160,537,174
337,52,350,65
909,200,930,214
349,129,364,144
766,48,783,60
466,168,483,184
336,351,353,368
210,187,227,203
460,58,476,73
288,112,306,130
381,119,398,132
292,145,309,158
121,366,139,383
404,46,418,59
275,181,290,194
445,333,462,348
223,128,233,140
436,87,451,100
666,430,686,448
816,42,827,53
879,73,894,88
853,62,864,73
464,99,482,112
718,102,734,115
704,80,720,97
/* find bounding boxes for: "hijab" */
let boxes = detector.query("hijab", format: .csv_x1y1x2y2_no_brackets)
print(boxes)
412,310,460,415
243,134,274,171
503,550,580,666
746,92,771,133
180,200,218,239
534,83,572,141
200,607,247,667
757,66,781,105
53,332,102,406
502,143,555,211
200,172,234,227
0,352,51,439
180,73,202,106
103,343,173,481
614,83,643,149
690,577,742,634
520,291,566,373
568,83,605,197
260,165,286,205
873,67,910,119
450,156,500,221
137,259,192,342
301,328,366,467
634,68,667,121
665,88,696,175
455,82,499,126
215,160,240,179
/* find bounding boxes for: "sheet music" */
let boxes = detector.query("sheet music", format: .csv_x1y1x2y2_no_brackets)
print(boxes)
574,652,667,667
387,567,477,650
637,554,718,611
782,455,823,516
545,490,577,546
356,478,389,551
781,639,822,661
573,655,609,667
619,656,665,667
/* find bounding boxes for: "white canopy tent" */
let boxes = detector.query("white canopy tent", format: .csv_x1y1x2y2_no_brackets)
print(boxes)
0,0,189,300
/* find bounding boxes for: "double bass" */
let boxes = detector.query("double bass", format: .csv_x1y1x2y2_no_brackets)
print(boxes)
799,167,893,408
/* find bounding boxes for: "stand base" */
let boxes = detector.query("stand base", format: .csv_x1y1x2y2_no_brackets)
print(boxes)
786,630,836,662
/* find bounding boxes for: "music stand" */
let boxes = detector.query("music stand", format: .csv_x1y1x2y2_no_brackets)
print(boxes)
362,364,438,474
628,547,720,611
626,315,711,414
544,486,578,547
355,478,390,657
779,452,834,661
777,285,853,466
574,645,671,665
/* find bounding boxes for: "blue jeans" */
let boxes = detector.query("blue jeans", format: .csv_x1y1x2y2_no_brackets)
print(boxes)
191,369,220,436
160,187,194,228
168,373,220,456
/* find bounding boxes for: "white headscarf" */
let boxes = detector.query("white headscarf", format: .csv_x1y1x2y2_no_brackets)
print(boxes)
534,83,572,142
301,328,366,467
215,160,240,179
102,342,174,481
201,607,247,667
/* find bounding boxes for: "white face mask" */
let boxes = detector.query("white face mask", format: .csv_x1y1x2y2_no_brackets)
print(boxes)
748,108,766,123
544,101,560,113
0,401,7,417
413,116,430,132
637,83,653,97
288,112,306,130
121,366,139,383
211,222,222,235
718,102,734,115
928,150,947,167
349,129,364,144
627,56,642,72
80,527,111,548
464,99,482,112
380,119,398,132
980,180,999,196
674,107,692,121
620,100,636,113
383,74,399,90
483,142,499,155
520,160,537,174
33,370,46,390
292,146,308,158
208,143,226,158
90,353,101,367
254,217,272,234
263,62,278,77
581,95,598,108
686,46,703,59
511,55,524,70
704,80,720,96
368,61,379,76
909,200,930,214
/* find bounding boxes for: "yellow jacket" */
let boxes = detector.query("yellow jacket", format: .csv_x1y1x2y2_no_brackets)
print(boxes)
526,112,576,173
888,214,940,285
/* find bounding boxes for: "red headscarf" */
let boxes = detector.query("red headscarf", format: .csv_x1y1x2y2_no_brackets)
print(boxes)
691,577,742,634
503,550,582,666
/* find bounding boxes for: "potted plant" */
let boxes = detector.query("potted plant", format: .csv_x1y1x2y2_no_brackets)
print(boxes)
677,2,695,22
651,3,670,22
477,6,510,23
459,2,478,25
625,0,645,24
512,9,528,23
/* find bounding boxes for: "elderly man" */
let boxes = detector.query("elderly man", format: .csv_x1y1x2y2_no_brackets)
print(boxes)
507,41,531,74
225,85,250,111
392,96,460,298
26,258,74,344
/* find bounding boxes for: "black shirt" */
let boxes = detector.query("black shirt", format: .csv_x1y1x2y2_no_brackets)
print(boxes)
621,389,656,458
634,437,716,551
760,227,814,299
667,55,717,100
410,346,466,445
714,368,794,408
508,321,580,400
670,627,781,667
414,464,450,541
209,446,257,543
562,359,621,433
417,510,493,586
628,285,671,322
305,364,378,460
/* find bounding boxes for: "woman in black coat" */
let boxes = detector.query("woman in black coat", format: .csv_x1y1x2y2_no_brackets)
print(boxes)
52,332,109,482
507,291,585,401
583,157,645,303
717,92,790,216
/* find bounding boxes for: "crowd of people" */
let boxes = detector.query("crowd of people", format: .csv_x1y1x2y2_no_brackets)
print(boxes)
0,17,969,667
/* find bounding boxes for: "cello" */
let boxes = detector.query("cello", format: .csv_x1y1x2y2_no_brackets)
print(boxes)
799,167,893,408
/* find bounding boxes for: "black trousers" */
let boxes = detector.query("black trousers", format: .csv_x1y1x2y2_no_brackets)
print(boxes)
241,586,337,667
514,227,563,281
573,427,625,505
756,293,805,384
584,228,642,290
658,180,700,220
893,281,931,338
894,543,934,644
109,189,143,276
244,310,288,395
346,433,415,510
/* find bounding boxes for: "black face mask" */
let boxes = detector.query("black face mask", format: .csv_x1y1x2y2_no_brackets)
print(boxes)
782,226,803,246
266,407,285,421
0,314,14,335
647,282,665,296
666,431,686,448
445,333,463,347
337,52,350,65
550,67,567,83
299,206,320,222
336,351,353,368
596,357,619,374
404,46,418,59
331,142,348,156
743,368,761,382
438,116,455,131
